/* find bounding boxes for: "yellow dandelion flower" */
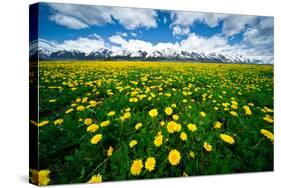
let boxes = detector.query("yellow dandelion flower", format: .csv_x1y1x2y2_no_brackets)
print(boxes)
203,142,212,152
220,134,235,144
100,120,110,127
168,149,181,166
123,112,131,119
82,97,88,103
65,108,74,114
187,123,197,132
231,104,238,109
84,118,92,126
37,120,49,127
231,101,238,106
230,111,238,117
107,146,113,157
129,140,138,148
107,111,116,116
129,97,139,103
214,121,222,129
248,103,255,106
88,174,102,183
264,107,273,113
135,123,142,130
145,157,156,172
91,134,102,144
189,151,195,159
243,105,252,115
49,99,56,103
154,132,163,147
89,100,97,106
160,121,165,126
167,121,181,133
171,104,177,108
54,119,63,125
165,107,173,115
263,116,273,123
200,111,206,117
260,129,274,141
30,169,51,186
77,105,85,111
87,124,99,133
180,132,187,141
149,109,158,117
130,159,143,176
172,114,179,121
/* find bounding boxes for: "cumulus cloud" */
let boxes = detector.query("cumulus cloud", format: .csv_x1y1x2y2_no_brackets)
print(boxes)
48,3,157,30
170,11,258,37
180,33,228,53
240,17,274,63
222,15,257,36
49,13,89,29
242,17,273,47
171,12,224,28
109,35,153,51
172,25,190,36
116,32,128,37
170,11,225,36
61,37,105,54
109,7,157,30
109,35,127,45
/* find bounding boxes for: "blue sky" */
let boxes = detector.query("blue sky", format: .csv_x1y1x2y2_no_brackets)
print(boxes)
35,2,274,63
39,4,236,44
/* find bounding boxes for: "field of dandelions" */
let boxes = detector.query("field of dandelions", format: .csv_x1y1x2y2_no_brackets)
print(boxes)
30,61,273,185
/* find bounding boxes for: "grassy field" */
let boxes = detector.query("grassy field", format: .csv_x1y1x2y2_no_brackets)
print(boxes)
31,61,273,185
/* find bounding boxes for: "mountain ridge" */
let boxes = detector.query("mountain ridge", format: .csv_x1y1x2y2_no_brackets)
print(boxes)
29,40,266,64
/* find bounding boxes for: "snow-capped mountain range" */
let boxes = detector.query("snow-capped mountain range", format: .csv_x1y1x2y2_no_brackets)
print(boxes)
29,39,265,64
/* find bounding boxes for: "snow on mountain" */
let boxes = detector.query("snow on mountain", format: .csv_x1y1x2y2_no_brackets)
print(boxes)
29,39,267,64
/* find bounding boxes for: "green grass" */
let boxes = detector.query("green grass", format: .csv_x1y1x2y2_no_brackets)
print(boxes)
33,61,273,185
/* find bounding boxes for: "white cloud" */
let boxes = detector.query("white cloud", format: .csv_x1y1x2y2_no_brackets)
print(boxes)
110,7,157,30
170,12,225,36
170,11,259,37
171,12,225,28
48,3,157,30
241,17,273,63
60,37,105,54
109,35,127,45
243,17,273,47
120,32,128,37
180,33,228,53
131,32,137,37
49,13,88,29
172,25,190,36
89,33,103,40
110,35,153,51
222,15,257,36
